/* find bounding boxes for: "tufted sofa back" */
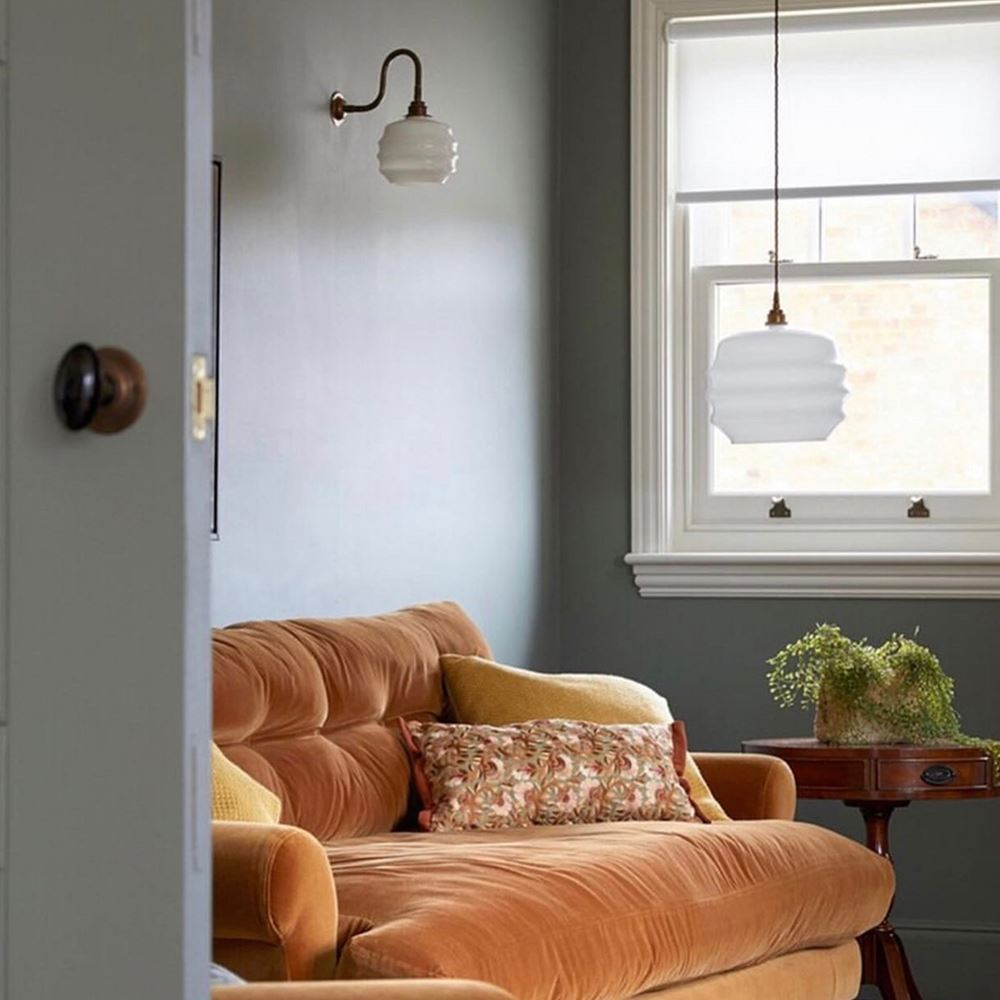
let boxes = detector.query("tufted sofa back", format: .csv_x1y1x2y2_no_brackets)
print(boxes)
212,602,490,842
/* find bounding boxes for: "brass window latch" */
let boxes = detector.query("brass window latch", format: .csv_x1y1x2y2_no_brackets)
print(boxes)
769,497,792,519
908,497,931,519
191,355,216,442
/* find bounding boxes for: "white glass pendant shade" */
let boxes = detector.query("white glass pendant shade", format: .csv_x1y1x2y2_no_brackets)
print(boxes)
707,327,848,443
377,116,458,185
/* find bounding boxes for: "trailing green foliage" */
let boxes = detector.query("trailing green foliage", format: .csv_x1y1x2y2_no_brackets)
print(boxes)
767,624,999,782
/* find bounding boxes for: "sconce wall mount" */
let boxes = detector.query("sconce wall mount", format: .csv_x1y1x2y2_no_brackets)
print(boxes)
330,48,457,186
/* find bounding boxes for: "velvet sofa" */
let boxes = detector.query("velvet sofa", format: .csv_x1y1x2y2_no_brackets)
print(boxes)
212,602,894,1000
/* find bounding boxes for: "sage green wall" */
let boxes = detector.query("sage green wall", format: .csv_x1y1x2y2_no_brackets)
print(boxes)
555,4,1000,998
212,0,557,665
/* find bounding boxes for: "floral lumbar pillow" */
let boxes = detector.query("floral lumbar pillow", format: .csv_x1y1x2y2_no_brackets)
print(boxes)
400,718,699,832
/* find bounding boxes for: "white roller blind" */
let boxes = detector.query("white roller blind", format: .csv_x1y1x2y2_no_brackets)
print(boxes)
675,18,1000,194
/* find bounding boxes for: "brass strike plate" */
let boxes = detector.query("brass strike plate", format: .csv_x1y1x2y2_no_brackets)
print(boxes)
191,354,216,442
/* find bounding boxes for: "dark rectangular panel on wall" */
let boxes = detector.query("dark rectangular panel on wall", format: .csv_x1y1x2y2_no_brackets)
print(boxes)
211,157,222,540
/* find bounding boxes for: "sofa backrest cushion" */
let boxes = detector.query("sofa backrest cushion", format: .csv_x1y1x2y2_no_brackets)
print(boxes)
212,602,491,841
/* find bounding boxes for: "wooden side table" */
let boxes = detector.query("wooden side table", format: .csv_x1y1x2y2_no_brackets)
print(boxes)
743,738,998,1000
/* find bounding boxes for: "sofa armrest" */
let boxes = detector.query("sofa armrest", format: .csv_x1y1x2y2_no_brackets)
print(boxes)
213,982,515,1000
213,822,338,981
691,753,797,821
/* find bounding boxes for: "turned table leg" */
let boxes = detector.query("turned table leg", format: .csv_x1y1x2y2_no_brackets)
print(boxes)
847,800,922,1000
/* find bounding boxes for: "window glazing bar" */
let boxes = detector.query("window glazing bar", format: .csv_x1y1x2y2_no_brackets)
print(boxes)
693,257,998,281
677,179,1000,204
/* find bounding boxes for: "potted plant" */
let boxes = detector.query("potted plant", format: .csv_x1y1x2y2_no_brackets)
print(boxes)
767,624,999,778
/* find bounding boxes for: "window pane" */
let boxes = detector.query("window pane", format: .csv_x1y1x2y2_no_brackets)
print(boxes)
690,200,818,266
916,191,1000,260
821,195,913,262
711,276,991,494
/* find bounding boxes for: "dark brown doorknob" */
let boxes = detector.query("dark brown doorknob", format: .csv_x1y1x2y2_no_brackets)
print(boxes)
54,344,147,434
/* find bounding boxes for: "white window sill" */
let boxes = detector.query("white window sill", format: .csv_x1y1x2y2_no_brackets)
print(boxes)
624,552,1000,598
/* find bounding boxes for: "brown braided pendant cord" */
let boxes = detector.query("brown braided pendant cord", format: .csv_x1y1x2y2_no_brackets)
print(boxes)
706,0,848,444
766,0,787,326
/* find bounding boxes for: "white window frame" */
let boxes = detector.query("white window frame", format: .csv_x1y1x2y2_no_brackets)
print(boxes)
628,0,1000,598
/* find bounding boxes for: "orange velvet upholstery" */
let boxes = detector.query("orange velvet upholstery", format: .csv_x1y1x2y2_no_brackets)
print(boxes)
213,822,339,982
212,603,490,841
637,942,861,1000
211,603,894,1000
691,752,797,821
212,982,515,1000
328,821,893,999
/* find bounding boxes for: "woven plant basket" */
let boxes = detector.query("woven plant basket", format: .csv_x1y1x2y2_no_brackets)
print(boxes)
813,671,925,744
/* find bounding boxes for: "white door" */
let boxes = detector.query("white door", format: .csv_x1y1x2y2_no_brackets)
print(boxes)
3,2,213,998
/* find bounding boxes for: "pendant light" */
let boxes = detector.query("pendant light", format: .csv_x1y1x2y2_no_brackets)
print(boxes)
706,0,848,445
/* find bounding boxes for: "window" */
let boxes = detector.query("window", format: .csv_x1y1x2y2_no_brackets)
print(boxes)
630,0,1000,597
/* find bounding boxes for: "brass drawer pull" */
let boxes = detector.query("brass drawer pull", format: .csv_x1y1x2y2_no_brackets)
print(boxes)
921,765,956,786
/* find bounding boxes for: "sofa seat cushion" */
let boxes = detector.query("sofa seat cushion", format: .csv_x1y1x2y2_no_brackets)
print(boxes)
328,820,894,1000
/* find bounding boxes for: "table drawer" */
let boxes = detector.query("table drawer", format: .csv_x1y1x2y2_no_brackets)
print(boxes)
790,758,869,790
877,758,989,792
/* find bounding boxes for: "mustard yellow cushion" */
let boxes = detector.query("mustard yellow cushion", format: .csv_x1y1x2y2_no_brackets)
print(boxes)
441,655,730,822
211,742,281,823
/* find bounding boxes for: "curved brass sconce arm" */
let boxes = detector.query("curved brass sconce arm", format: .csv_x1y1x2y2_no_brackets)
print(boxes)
330,48,427,124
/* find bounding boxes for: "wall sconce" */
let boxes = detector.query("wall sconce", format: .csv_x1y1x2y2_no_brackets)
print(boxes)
330,48,458,185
